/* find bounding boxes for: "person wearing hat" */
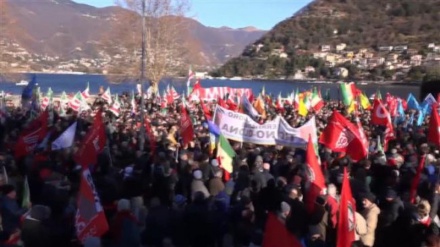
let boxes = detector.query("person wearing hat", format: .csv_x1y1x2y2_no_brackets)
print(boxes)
361,192,380,247
190,169,210,200
208,170,225,197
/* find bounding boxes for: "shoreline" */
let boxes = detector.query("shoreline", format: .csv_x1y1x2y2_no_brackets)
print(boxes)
1,72,420,87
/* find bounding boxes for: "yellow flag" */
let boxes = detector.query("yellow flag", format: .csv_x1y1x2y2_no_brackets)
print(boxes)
298,94,308,117
347,99,357,114
359,93,371,110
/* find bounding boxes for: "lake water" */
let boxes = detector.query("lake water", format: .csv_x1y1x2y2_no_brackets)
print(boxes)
0,73,420,99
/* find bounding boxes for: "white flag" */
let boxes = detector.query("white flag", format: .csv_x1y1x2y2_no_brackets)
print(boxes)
51,122,77,150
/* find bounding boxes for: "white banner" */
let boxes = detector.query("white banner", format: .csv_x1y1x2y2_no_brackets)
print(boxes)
214,106,318,147
191,87,253,101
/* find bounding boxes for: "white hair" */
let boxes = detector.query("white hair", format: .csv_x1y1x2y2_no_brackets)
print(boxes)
327,184,337,197
117,199,131,212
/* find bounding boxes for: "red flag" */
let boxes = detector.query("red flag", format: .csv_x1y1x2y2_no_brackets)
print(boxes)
428,105,440,147
400,98,408,110
371,99,395,151
200,100,212,120
319,111,367,161
262,213,302,247
384,121,395,151
371,99,391,126
193,79,201,91
74,111,106,168
276,98,285,113
180,104,194,146
226,98,238,111
144,118,156,154
15,110,49,159
410,155,426,203
217,97,227,109
75,168,109,243
336,168,356,247
305,135,326,214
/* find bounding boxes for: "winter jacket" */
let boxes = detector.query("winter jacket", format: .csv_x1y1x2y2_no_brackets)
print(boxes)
191,179,210,200
361,203,380,247
355,212,367,241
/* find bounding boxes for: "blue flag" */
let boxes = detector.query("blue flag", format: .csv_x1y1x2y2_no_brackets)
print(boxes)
421,93,437,115
21,75,37,100
207,120,221,136
406,93,420,110
396,99,406,124
416,109,425,126
408,112,415,127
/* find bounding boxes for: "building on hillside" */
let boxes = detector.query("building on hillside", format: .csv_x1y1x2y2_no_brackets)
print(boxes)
406,49,418,55
334,67,349,78
325,54,339,63
304,66,316,73
293,71,306,79
358,48,369,54
255,43,264,52
195,72,208,79
336,43,347,52
271,48,284,56
279,52,288,58
378,46,393,52
410,55,423,66
321,45,331,52
385,62,394,70
313,52,328,59
386,54,399,63
393,45,408,52
345,51,354,59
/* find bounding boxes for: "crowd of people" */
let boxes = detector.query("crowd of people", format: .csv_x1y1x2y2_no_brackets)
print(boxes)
0,88,439,247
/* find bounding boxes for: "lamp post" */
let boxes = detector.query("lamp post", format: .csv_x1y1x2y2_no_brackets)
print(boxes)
139,0,146,152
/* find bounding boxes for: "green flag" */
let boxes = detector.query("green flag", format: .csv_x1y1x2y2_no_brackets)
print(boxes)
376,89,382,100
22,176,31,209
216,135,236,173
376,135,383,153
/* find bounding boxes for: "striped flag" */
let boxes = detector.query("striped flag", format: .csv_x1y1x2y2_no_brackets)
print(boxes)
69,92,83,112
216,134,235,174
109,95,121,117
81,82,90,100
40,87,53,111
340,82,355,106
101,87,112,104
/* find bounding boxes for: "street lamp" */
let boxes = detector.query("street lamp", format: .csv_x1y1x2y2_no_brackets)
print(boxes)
139,0,146,151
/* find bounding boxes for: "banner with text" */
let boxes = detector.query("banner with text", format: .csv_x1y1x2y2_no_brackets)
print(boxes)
214,106,318,147
192,87,253,101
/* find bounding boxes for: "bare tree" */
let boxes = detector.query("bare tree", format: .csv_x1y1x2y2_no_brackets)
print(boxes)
0,0,10,81
103,0,191,89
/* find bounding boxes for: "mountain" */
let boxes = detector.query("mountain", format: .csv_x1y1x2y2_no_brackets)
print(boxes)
1,0,266,71
215,0,440,79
